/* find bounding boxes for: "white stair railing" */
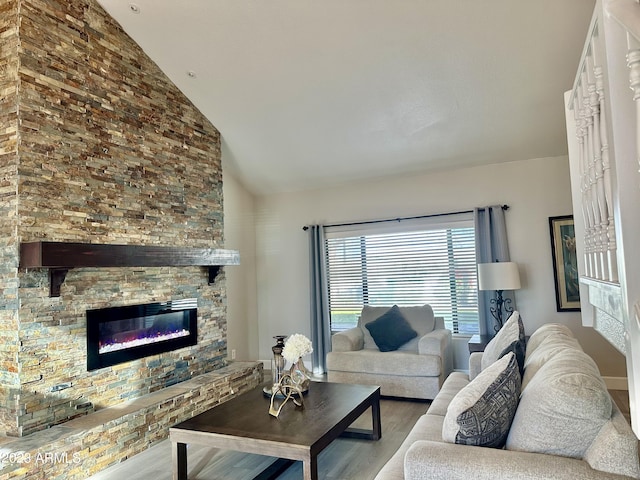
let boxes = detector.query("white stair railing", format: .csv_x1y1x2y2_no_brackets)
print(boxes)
569,20,618,282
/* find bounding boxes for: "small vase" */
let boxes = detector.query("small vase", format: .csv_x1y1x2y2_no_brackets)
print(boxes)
289,357,311,393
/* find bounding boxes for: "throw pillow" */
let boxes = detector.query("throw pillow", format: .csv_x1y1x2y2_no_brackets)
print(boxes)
364,305,417,352
481,311,526,374
358,305,435,351
358,306,402,350
442,352,521,448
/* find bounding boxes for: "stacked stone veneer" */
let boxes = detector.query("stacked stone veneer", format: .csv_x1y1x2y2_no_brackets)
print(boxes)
0,362,263,480
0,0,234,443
0,0,21,437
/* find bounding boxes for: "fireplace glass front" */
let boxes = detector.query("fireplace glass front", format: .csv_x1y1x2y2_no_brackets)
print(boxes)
86,298,198,371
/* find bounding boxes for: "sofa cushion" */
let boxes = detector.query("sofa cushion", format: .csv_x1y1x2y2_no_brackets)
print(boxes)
506,348,611,459
521,333,582,389
365,305,418,352
481,311,525,373
525,322,575,359
359,305,435,351
427,372,470,417
442,352,520,448
373,413,445,479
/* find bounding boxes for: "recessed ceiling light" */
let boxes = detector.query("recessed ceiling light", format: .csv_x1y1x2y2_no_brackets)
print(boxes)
129,3,140,14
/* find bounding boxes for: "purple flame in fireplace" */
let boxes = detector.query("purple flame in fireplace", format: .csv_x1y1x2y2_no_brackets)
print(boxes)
87,299,198,371
98,312,191,354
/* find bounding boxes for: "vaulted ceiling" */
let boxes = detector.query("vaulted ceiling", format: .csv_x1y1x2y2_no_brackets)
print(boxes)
97,0,595,194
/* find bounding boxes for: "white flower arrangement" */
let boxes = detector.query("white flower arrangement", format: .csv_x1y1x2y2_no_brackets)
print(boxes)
282,333,313,364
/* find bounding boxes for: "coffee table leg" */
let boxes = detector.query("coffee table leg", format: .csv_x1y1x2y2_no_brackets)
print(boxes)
340,393,383,440
172,441,188,480
302,455,318,480
371,394,381,441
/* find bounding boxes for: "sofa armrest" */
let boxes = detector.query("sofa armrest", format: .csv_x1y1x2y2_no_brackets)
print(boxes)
404,441,630,480
331,327,364,352
469,351,483,380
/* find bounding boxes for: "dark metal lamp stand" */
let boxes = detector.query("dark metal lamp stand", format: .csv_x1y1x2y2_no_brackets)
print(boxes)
489,289,515,333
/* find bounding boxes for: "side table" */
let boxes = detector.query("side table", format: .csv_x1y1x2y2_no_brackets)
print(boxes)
468,334,492,353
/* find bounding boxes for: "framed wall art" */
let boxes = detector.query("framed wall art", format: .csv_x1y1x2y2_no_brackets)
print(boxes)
549,215,581,311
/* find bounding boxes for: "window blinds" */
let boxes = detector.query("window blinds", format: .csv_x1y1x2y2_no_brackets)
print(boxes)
325,219,478,334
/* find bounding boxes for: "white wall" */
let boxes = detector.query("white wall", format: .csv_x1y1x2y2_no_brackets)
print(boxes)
252,155,626,377
222,160,259,362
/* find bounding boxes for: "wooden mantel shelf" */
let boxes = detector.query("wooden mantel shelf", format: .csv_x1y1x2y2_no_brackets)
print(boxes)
19,241,240,297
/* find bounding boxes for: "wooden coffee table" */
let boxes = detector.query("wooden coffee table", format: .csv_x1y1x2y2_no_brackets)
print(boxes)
170,381,381,480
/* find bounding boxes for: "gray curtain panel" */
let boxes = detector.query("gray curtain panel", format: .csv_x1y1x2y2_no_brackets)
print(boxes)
474,206,516,336
308,225,331,374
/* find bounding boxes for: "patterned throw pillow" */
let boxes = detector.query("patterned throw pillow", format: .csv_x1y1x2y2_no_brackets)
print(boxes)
443,352,521,448
364,305,417,352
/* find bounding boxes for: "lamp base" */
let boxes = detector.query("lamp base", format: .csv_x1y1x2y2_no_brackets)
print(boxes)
489,289,515,332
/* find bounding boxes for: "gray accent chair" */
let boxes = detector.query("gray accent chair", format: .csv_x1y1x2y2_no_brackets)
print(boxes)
326,305,453,400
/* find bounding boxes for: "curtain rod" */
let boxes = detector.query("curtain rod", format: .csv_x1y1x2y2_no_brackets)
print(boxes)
302,205,509,231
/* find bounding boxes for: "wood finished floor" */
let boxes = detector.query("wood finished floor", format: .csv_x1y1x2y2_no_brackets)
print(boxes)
86,397,429,480
86,389,633,480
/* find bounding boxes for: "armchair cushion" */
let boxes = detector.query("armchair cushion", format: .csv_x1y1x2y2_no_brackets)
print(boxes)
327,349,441,377
365,305,418,352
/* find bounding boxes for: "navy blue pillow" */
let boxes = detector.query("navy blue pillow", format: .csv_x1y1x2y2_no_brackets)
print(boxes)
498,313,526,376
365,305,417,352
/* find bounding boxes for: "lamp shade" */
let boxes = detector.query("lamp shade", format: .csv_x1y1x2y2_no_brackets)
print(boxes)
477,262,521,291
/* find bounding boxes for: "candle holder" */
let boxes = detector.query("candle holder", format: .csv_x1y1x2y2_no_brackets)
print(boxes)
263,335,287,396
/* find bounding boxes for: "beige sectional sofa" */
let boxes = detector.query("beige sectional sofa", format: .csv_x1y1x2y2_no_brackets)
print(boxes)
374,320,640,480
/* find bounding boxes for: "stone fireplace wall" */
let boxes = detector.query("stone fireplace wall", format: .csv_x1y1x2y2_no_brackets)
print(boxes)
0,0,229,437
0,0,21,435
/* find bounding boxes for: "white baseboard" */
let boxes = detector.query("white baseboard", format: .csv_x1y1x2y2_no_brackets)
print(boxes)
603,376,628,390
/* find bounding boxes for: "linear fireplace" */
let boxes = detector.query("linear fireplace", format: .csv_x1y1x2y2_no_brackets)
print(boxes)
86,299,198,371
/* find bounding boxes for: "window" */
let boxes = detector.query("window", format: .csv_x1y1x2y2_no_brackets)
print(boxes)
325,215,478,335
